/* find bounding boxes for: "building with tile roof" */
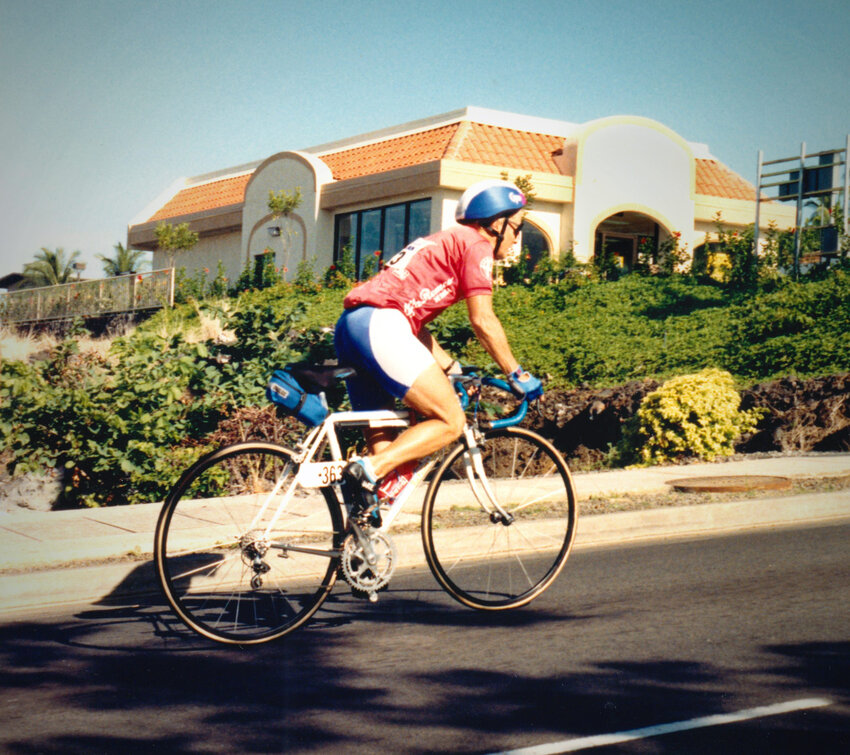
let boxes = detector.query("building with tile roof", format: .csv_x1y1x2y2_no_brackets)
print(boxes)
127,107,795,282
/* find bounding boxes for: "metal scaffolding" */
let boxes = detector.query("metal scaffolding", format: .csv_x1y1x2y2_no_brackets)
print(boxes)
754,136,849,277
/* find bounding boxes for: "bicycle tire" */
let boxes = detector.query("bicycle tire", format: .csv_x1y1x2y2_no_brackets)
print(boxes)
154,442,343,644
421,427,577,610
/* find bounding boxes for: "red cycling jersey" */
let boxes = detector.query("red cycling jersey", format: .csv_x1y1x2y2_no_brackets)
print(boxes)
343,226,494,334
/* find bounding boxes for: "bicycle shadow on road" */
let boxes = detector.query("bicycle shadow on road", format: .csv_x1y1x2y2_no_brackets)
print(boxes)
2,593,848,755
66,555,583,647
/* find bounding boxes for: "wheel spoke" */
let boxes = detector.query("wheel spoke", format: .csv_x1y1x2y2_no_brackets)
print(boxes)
155,443,342,644
423,428,576,610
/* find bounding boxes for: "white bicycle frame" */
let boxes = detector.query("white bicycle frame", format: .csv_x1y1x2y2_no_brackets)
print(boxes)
244,405,509,548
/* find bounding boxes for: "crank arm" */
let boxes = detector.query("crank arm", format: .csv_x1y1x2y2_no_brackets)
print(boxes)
348,520,379,565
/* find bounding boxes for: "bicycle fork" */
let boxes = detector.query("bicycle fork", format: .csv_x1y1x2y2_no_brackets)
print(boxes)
461,427,514,525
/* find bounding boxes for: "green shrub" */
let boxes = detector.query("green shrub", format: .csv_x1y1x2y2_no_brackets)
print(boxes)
626,368,762,465
0,298,313,506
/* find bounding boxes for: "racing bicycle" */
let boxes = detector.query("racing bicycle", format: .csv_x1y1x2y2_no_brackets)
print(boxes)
154,365,577,644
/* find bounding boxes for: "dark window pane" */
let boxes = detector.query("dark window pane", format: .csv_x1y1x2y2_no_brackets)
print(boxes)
521,222,551,267
335,199,433,280
383,204,406,259
359,209,382,276
336,213,356,264
408,200,431,241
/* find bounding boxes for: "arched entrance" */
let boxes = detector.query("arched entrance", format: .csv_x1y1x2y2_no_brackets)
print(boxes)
593,211,668,271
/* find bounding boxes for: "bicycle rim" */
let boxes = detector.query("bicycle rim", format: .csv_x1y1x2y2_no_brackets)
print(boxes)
422,428,577,610
154,442,343,644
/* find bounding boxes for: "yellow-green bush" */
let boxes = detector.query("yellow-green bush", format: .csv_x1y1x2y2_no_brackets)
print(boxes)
631,368,762,465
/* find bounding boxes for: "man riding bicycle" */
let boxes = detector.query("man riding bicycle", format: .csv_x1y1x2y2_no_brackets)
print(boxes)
334,179,544,519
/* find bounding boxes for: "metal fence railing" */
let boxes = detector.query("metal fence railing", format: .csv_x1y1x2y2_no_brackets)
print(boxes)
0,268,175,324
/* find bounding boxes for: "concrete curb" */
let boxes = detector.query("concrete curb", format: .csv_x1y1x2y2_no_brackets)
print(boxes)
2,491,847,617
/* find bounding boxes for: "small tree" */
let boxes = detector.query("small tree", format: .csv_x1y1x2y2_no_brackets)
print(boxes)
22,247,81,287
97,242,150,277
592,241,620,281
155,222,199,269
268,187,303,282
500,172,536,207
657,232,687,276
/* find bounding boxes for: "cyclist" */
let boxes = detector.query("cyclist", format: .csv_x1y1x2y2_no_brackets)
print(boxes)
334,179,544,519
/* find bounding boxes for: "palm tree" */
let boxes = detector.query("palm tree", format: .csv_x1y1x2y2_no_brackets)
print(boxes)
804,195,833,227
97,242,150,276
22,247,81,287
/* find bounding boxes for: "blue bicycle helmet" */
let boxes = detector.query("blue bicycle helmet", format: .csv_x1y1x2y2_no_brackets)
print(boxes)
455,179,527,224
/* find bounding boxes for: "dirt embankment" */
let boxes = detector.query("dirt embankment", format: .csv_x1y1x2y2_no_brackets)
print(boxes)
527,373,850,468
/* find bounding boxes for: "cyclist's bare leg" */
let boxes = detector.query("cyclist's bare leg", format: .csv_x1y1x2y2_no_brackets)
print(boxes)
363,425,396,455
367,363,464,479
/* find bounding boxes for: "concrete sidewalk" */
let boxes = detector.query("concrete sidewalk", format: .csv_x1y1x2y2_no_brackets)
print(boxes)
1,453,848,614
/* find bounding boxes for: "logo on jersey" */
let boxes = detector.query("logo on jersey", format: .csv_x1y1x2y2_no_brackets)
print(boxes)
402,278,455,318
479,256,493,280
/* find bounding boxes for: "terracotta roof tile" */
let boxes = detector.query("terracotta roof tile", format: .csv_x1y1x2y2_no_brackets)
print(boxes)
449,123,563,172
318,124,461,180
144,126,757,223
147,173,251,222
319,121,564,180
695,159,756,201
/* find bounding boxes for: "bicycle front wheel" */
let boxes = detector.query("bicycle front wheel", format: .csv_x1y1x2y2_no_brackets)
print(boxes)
422,427,577,610
154,442,343,644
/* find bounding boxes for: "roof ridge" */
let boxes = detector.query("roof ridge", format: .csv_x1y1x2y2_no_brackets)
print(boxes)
444,121,472,159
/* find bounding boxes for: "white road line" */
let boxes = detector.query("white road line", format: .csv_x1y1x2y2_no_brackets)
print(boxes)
493,697,833,755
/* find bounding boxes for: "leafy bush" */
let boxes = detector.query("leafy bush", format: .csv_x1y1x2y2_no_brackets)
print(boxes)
0,296,315,506
624,368,762,465
5,265,850,506
0,336,225,506
323,243,356,289
174,262,229,304
725,271,850,379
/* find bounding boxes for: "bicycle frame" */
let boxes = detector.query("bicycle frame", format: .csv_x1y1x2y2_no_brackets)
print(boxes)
243,408,410,548
155,369,576,643
245,402,513,553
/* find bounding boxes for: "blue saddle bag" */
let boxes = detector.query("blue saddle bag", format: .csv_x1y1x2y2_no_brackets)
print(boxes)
266,369,329,427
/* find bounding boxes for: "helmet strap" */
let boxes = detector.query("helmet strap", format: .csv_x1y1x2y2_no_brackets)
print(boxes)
483,217,509,256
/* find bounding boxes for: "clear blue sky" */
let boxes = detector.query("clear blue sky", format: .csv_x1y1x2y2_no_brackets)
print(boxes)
1,0,848,278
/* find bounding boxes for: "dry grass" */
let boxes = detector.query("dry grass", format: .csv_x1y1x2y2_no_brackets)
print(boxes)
0,304,236,366
0,327,114,364
184,303,236,345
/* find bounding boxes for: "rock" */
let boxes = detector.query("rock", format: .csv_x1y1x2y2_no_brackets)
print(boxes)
0,469,63,513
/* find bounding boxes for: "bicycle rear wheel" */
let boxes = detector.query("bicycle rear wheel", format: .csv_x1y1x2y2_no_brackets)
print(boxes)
154,442,343,644
421,427,577,610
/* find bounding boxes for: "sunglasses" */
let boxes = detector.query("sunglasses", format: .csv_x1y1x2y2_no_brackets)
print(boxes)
506,218,524,234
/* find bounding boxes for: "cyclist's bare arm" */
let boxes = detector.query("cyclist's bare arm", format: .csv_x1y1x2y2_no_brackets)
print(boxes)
466,294,520,376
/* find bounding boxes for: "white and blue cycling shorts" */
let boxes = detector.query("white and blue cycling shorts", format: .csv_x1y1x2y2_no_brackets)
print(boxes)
334,306,434,409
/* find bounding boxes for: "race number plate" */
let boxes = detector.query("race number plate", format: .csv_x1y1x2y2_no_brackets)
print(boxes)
297,461,346,488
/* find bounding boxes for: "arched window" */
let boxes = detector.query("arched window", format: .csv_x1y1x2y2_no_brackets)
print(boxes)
520,221,551,267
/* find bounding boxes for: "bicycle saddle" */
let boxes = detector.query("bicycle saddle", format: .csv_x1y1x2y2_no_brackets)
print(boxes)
286,362,356,393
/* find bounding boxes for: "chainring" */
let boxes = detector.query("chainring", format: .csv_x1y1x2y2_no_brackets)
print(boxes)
340,530,397,594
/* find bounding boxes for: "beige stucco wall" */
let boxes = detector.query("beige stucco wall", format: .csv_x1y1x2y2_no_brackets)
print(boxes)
569,117,697,261
242,151,334,276
152,230,243,282
692,196,797,251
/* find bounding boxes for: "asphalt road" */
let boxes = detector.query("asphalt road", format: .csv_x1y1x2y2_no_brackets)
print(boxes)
1,521,848,754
